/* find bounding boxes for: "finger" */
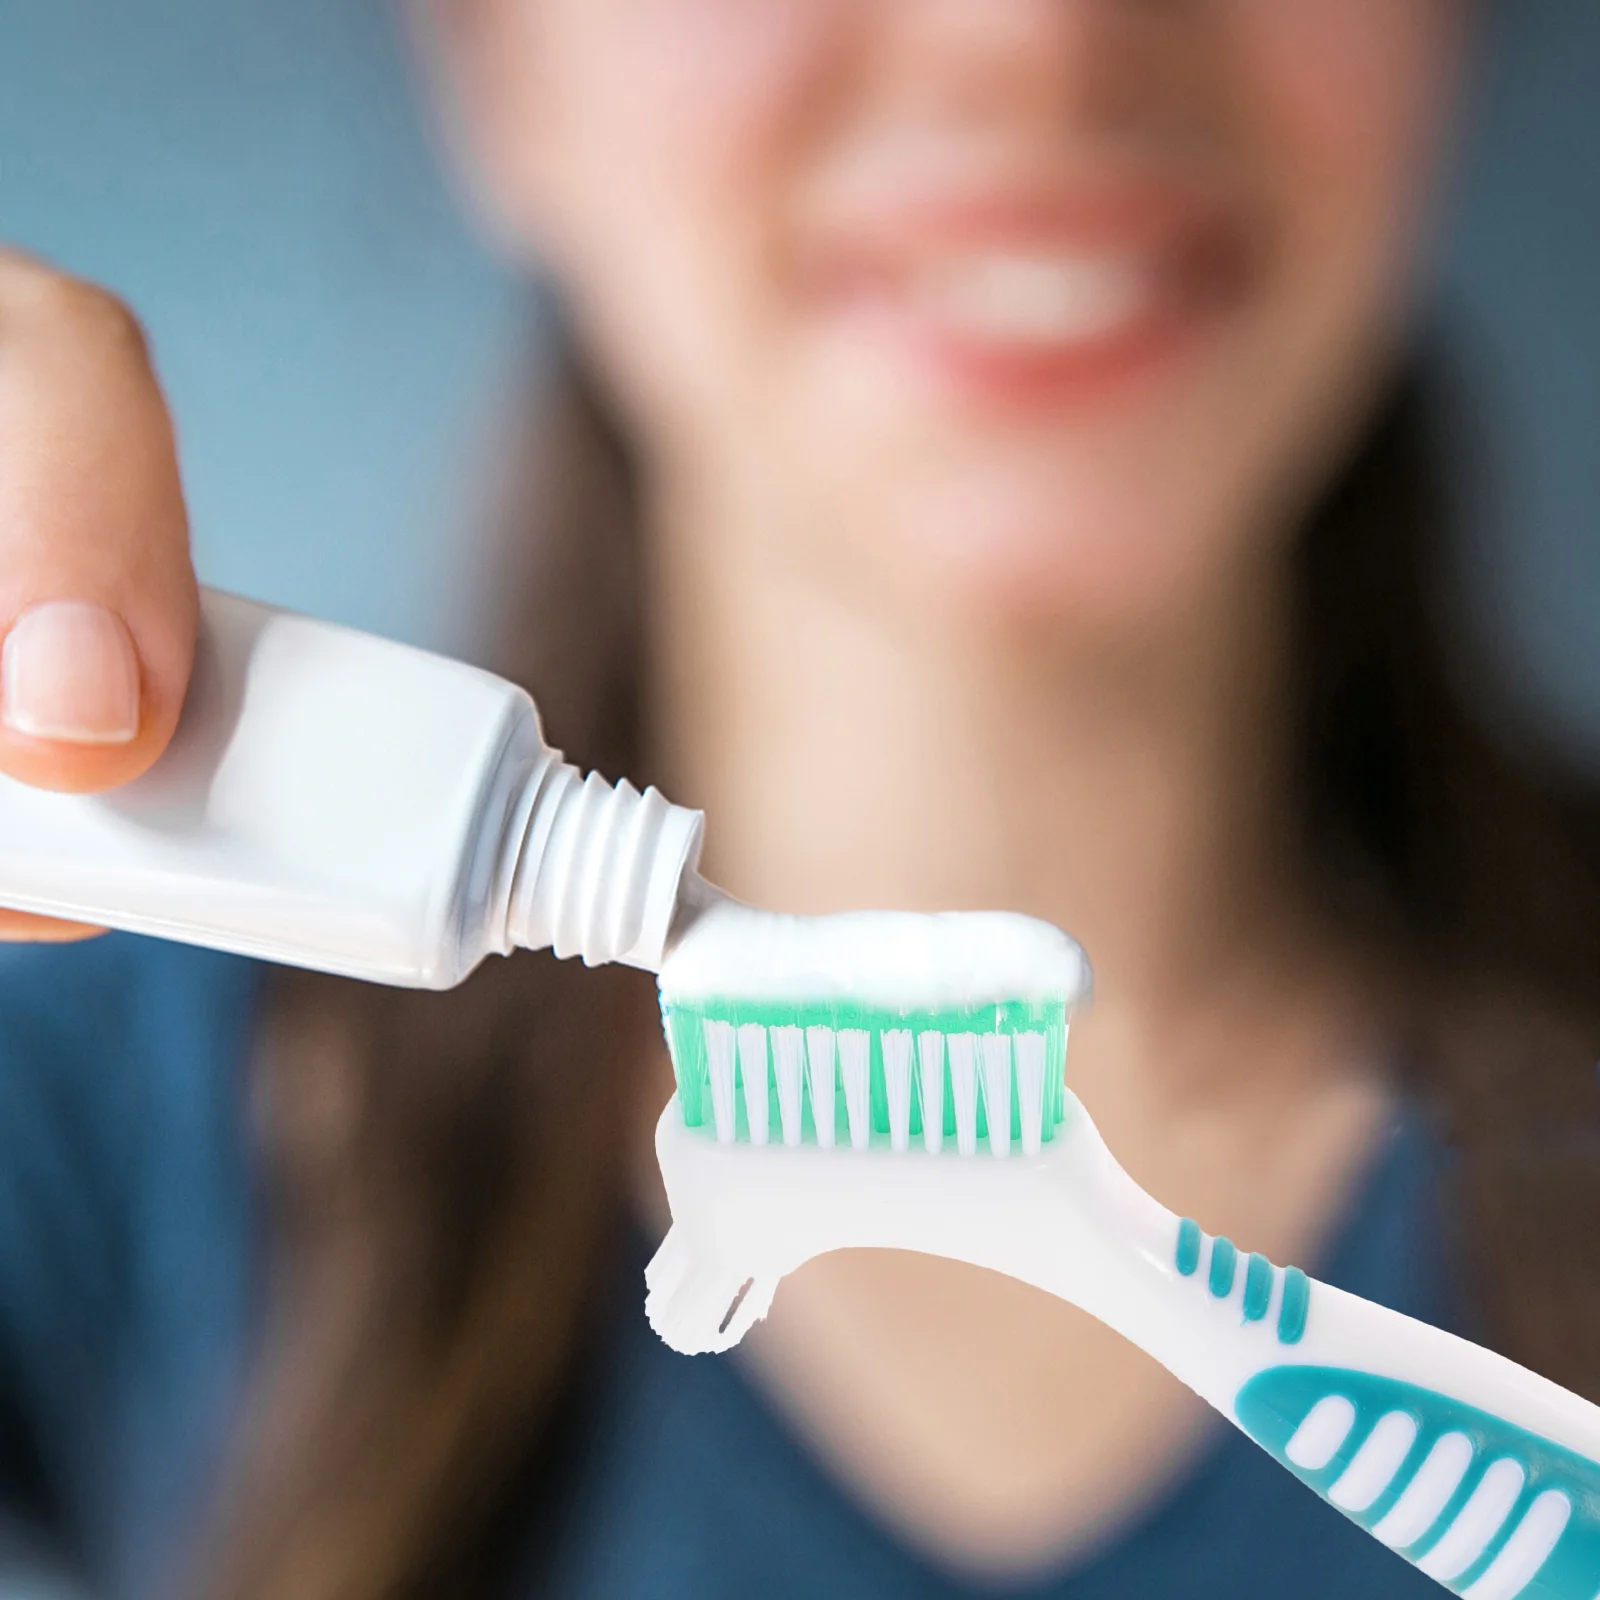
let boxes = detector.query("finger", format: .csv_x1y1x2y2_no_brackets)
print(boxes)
0,249,197,795
0,908,106,942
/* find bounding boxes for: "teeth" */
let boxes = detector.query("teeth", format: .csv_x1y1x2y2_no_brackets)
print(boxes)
919,253,1151,344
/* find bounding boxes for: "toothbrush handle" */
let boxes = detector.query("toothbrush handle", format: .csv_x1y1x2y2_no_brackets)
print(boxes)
1166,1221,1600,1598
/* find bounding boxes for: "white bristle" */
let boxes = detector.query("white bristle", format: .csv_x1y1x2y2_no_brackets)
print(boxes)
979,1034,1012,1157
949,1034,979,1156
1015,1032,1046,1156
805,1026,837,1149
839,1029,873,1151
737,1023,770,1146
771,1026,805,1147
704,1019,738,1143
882,1030,914,1153
917,1032,946,1154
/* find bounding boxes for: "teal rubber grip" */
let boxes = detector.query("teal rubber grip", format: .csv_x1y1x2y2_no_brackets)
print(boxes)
1237,1365,1600,1597
1174,1217,1308,1344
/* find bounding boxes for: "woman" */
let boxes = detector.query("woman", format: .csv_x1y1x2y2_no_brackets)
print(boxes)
0,2,1597,1596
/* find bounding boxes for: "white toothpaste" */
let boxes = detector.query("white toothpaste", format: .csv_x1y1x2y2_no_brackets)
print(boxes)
658,899,1089,1009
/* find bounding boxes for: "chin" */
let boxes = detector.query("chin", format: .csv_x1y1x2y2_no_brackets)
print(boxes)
866,459,1241,643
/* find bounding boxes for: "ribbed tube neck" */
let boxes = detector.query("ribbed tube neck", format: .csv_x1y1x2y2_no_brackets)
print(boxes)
505,759,705,972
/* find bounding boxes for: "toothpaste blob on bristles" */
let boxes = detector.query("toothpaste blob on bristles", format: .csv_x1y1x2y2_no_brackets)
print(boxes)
657,903,1091,1157
658,903,1087,1008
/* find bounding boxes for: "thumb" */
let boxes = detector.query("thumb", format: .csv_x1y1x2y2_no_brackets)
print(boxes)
0,251,197,795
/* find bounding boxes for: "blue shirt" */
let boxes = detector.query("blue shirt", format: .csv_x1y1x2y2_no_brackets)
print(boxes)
0,935,1462,1599
0,936,259,1598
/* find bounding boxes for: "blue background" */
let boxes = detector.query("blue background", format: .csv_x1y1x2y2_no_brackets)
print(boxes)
0,0,525,655
0,0,1596,754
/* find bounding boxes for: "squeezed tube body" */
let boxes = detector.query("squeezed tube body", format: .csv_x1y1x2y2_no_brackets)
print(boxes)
0,590,703,987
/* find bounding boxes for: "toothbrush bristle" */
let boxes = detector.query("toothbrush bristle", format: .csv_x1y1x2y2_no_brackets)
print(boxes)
655,904,1088,1157
917,1031,945,1154
659,998,1071,1155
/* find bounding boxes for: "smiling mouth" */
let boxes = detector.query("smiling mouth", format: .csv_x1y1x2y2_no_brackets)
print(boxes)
908,250,1156,346
804,186,1258,406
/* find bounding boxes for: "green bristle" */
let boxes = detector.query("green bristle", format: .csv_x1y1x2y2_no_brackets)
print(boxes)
659,995,1071,1146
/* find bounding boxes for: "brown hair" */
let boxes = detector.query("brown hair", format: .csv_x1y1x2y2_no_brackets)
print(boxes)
206,361,658,1599
207,355,1600,1598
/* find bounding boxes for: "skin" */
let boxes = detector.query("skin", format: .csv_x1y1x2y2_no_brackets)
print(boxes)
0,250,196,937
1,0,1468,1581
424,0,1469,1573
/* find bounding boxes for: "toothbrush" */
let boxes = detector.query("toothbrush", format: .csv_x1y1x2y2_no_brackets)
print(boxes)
646,902,1600,1600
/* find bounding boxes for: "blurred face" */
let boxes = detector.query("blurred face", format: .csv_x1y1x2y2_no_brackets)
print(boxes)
435,0,1466,638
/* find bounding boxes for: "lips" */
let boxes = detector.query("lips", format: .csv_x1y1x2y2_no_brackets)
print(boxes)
798,183,1256,407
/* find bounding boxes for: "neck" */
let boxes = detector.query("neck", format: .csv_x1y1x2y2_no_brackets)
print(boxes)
640,482,1388,1576
649,489,1347,1050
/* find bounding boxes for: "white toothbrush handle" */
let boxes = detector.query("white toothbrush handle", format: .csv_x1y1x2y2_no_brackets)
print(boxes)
1138,1215,1600,1599
1043,1112,1600,1600
651,1097,1600,1598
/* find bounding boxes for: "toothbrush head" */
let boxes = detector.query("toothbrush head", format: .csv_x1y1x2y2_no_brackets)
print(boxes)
647,903,1091,1353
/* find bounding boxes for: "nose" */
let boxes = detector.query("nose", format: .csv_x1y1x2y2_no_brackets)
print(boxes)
872,0,1195,148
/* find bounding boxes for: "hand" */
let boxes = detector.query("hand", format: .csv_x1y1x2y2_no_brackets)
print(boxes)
0,250,198,939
